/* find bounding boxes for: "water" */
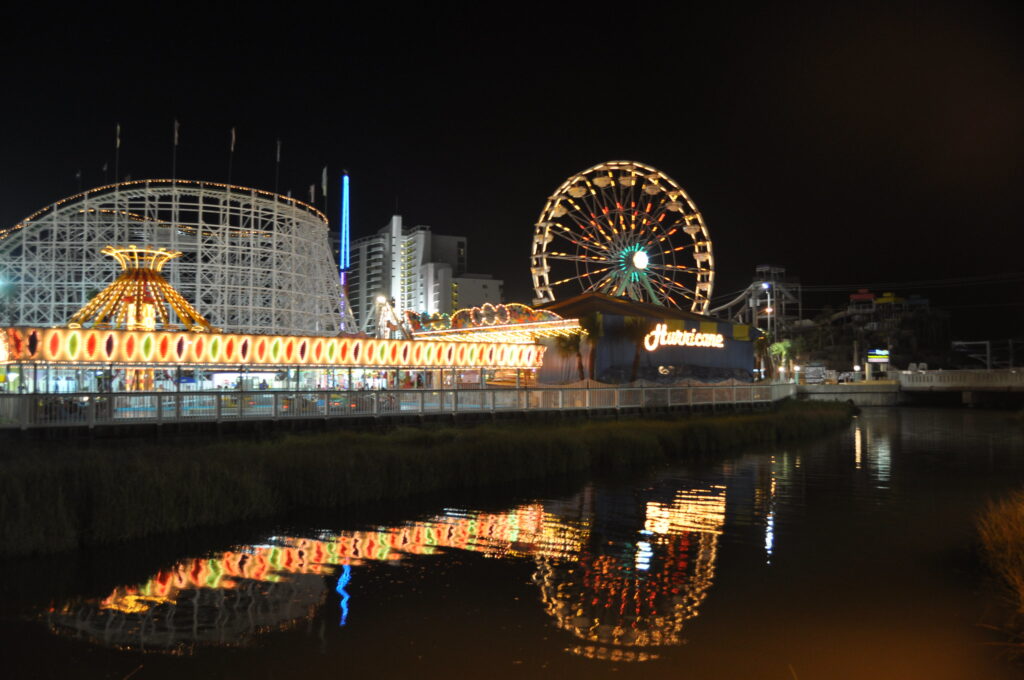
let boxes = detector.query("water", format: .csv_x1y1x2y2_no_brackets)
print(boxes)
4,408,1024,679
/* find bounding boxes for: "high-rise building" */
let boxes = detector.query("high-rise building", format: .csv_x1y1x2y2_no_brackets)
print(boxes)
347,215,502,333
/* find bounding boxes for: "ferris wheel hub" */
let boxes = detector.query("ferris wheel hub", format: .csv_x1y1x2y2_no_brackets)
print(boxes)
632,250,649,270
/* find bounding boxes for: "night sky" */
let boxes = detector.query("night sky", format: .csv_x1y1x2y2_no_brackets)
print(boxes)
2,3,1022,334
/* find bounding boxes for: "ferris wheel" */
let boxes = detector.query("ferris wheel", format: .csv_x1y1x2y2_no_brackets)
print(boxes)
530,160,714,313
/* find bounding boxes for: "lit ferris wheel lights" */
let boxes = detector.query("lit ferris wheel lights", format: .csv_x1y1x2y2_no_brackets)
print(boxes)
530,161,714,313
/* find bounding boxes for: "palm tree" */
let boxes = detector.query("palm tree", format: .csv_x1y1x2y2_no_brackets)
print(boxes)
578,312,604,381
754,336,771,379
553,334,585,381
621,316,651,382
769,339,793,378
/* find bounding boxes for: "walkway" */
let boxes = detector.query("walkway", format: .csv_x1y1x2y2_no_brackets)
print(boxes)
0,382,796,430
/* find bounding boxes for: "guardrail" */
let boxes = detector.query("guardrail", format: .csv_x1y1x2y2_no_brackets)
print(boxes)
0,382,796,430
897,369,1024,391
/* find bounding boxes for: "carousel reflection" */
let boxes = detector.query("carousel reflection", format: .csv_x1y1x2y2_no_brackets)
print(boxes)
44,479,727,660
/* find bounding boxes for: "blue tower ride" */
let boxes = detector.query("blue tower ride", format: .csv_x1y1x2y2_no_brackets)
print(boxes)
339,171,350,287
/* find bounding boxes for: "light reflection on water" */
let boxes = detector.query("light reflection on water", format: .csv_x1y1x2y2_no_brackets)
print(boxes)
26,408,1024,677
45,484,728,663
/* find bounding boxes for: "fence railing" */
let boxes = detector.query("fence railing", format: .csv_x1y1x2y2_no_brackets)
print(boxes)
0,382,797,430
897,369,1024,391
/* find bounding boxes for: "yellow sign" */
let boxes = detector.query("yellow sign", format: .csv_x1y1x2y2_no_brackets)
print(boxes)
643,323,724,351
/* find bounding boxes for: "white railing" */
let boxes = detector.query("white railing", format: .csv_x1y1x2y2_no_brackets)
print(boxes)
0,382,796,430
897,369,1024,391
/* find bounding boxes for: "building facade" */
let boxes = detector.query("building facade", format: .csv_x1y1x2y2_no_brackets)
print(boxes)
347,215,502,333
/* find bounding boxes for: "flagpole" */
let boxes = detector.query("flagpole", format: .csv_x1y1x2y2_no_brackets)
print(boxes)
114,123,121,183
321,165,328,212
227,127,236,185
274,139,281,195
172,119,179,181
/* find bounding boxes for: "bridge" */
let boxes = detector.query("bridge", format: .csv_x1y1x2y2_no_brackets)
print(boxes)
897,368,1024,392
0,382,796,432
797,369,1024,406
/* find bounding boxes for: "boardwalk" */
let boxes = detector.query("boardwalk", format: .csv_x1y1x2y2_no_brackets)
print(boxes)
0,382,796,430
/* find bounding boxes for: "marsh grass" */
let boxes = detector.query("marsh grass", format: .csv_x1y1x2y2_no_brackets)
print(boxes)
975,490,1024,656
0,401,852,557
980,493,1024,636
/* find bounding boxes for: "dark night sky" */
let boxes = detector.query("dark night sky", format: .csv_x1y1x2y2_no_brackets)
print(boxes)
2,3,1022,334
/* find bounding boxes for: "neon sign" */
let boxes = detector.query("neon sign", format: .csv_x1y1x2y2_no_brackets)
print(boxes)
643,323,724,351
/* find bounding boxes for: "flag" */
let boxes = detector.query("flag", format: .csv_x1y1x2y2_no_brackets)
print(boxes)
115,123,121,149
75,170,81,180
321,166,328,199
102,162,108,173
276,139,281,163
309,184,315,203
230,127,236,153
174,119,180,146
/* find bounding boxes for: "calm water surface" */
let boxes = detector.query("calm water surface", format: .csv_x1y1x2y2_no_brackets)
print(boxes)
4,408,1024,679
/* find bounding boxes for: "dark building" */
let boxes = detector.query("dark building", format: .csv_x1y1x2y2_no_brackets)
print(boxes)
537,293,761,384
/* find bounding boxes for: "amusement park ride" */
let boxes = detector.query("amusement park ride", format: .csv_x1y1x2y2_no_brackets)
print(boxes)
0,160,769,400
0,240,554,394
530,160,714,313
67,245,216,334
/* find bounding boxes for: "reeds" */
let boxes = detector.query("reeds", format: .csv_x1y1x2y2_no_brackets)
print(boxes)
0,401,852,557
980,492,1024,616
976,490,1024,653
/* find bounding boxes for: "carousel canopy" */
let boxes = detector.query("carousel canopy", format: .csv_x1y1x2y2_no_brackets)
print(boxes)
67,245,216,333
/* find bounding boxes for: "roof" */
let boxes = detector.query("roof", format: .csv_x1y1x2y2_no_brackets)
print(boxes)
538,292,713,323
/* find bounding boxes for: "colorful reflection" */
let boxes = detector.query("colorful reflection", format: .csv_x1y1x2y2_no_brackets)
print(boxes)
535,485,726,662
45,504,583,652
44,481,727,661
